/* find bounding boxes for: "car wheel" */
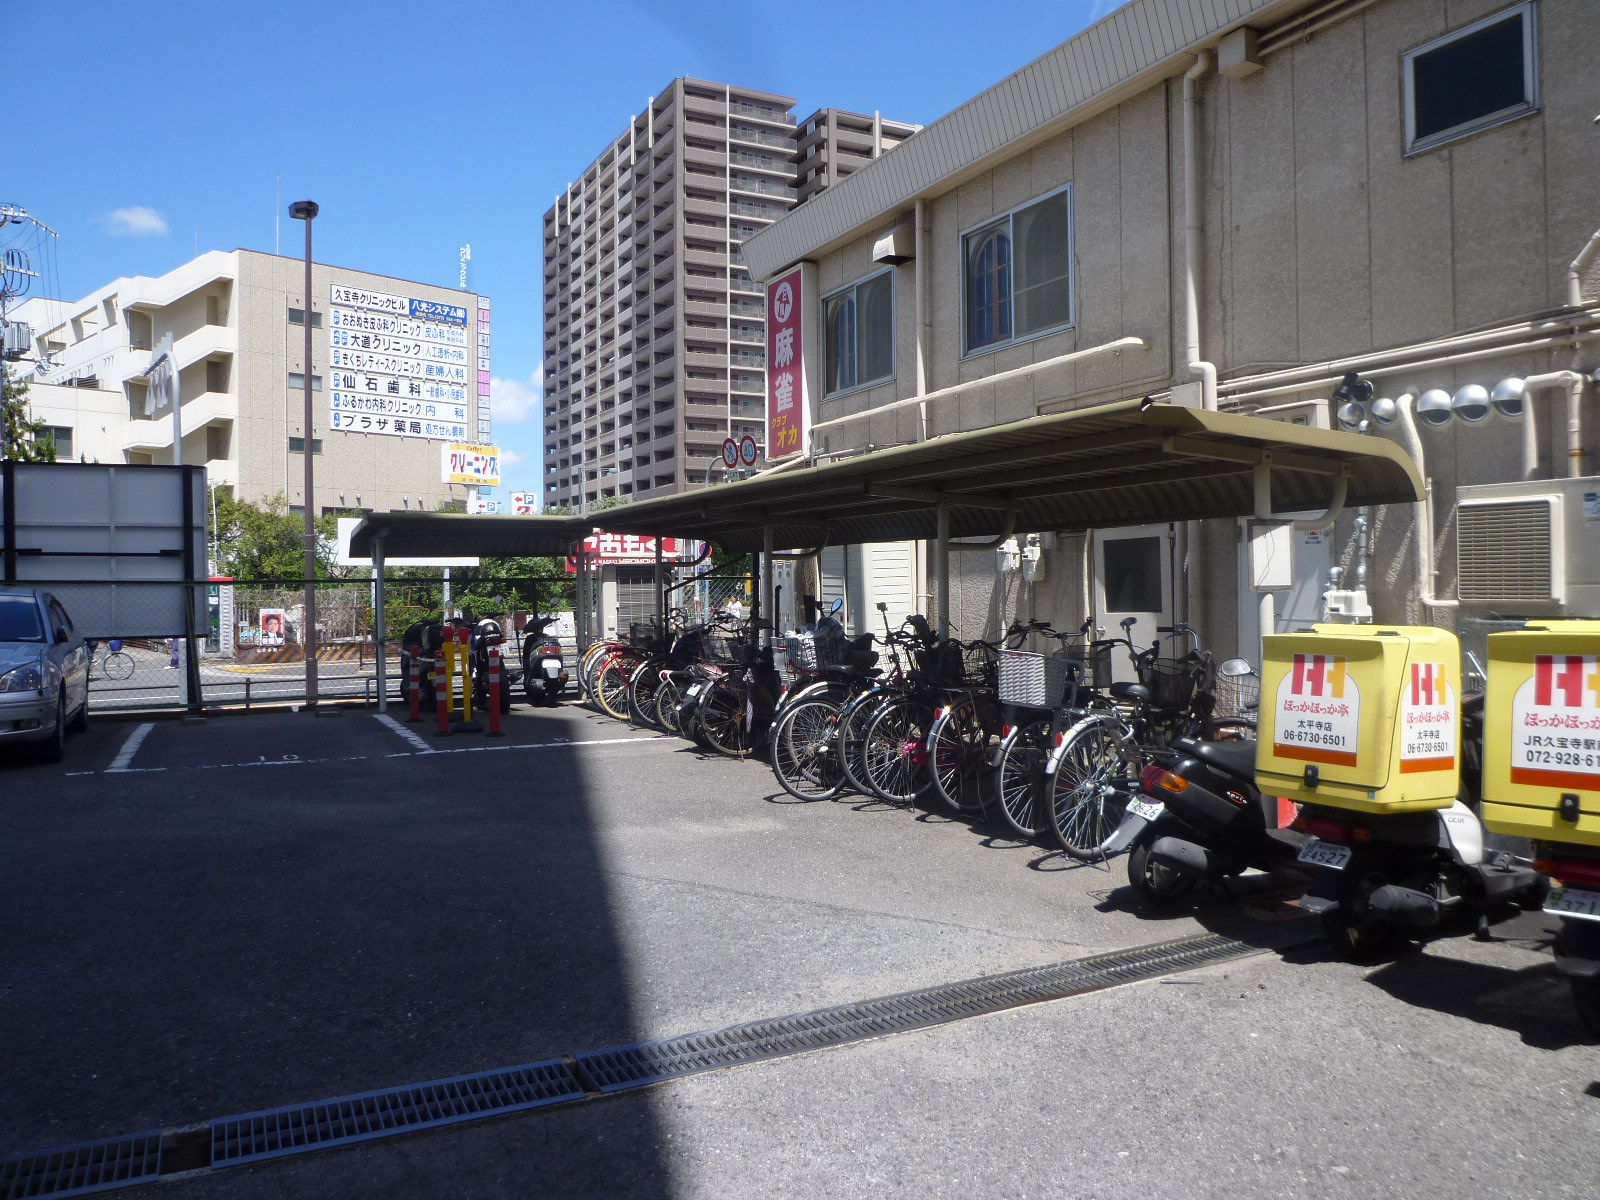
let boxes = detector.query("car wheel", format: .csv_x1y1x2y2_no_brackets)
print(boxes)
39,690,66,763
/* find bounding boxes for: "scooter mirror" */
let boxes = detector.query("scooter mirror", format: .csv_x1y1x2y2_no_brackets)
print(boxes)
1219,657,1254,677
876,601,888,612
830,597,845,615
1120,616,1137,631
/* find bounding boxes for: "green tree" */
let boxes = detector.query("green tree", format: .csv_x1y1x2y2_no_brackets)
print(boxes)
1,364,55,462
211,490,344,580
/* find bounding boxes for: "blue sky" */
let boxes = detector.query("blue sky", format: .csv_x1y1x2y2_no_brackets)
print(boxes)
11,0,1111,496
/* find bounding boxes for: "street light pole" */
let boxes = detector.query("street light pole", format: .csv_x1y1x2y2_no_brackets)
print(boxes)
289,199,320,711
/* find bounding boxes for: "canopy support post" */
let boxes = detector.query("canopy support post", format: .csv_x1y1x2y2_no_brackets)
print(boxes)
761,523,775,647
935,500,951,639
653,535,664,635
373,531,388,714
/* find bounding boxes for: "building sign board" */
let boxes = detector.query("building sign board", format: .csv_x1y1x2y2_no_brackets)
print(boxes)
442,442,500,486
328,285,480,443
765,265,812,460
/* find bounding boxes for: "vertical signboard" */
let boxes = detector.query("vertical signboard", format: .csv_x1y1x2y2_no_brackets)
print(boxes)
765,264,815,461
476,296,493,444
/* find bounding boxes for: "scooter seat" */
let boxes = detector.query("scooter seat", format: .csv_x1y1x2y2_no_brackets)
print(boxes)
1172,736,1258,779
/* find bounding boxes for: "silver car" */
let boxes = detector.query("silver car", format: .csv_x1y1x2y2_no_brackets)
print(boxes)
0,587,90,762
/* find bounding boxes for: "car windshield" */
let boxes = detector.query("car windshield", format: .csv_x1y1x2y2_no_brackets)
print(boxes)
0,595,45,642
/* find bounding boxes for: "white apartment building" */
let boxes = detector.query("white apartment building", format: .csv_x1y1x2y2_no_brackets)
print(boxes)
15,249,491,515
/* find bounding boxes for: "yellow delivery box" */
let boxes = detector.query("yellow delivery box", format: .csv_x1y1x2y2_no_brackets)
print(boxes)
1256,625,1460,814
1481,620,1600,847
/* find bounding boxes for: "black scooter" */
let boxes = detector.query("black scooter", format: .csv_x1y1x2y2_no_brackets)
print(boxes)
1127,736,1307,906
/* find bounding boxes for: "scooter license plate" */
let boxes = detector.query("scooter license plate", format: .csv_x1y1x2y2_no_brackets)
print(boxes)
541,658,562,673
1125,798,1164,823
1297,839,1352,870
1544,887,1600,923
684,683,703,699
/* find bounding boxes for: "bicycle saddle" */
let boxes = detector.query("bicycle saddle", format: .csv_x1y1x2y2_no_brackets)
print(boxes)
1109,681,1149,704
1172,736,1257,780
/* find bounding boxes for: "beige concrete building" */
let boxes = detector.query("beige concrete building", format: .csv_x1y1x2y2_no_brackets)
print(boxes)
17,250,489,516
541,79,916,510
794,108,920,206
742,0,1600,663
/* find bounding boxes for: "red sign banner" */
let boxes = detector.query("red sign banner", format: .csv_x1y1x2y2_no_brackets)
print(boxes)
565,533,699,572
766,266,808,459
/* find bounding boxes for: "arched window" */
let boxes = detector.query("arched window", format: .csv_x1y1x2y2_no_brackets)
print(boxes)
966,226,1012,351
825,291,857,392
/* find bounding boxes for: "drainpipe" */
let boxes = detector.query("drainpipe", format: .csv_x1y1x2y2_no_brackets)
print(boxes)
1519,371,1585,480
1394,392,1457,611
915,198,929,433
1570,226,1600,307
1182,51,1216,412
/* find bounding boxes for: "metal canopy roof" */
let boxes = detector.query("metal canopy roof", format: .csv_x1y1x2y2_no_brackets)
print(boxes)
347,511,586,560
346,402,1422,560
594,401,1423,552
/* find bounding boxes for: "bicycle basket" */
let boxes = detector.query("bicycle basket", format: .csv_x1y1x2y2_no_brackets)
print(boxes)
626,621,662,649
703,630,748,664
997,650,1074,709
1138,656,1202,711
785,630,849,672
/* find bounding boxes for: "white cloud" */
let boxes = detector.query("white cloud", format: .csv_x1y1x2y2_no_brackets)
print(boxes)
489,369,542,423
1088,0,1114,20
103,206,170,237
499,446,524,468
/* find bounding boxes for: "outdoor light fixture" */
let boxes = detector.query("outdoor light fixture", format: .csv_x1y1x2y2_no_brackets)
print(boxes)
1452,383,1492,424
1416,388,1455,427
1368,396,1398,426
290,197,320,710
1332,371,1375,431
1490,376,1527,420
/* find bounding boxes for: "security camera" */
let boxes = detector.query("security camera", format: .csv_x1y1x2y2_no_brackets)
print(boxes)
1416,388,1455,428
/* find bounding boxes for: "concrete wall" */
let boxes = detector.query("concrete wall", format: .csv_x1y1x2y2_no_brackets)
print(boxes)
800,0,1600,654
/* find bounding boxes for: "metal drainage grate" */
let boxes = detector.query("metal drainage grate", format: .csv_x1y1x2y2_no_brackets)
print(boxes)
2,926,1312,1196
0,1132,162,1200
576,928,1306,1091
209,1059,585,1167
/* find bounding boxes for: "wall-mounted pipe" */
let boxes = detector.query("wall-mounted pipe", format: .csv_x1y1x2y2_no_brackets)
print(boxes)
1394,392,1457,611
1253,460,1349,528
1570,227,1600,307
943,509,1019,551
1519,371,1584,479
806,336,1146,457
1182,51,1217,412
1224,328,1600,407
1219,311,1600,402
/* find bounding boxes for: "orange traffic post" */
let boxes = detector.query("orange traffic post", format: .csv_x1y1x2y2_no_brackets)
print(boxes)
435,647,450,736
486,643,504,737
407,651,422,722
456,627,474,724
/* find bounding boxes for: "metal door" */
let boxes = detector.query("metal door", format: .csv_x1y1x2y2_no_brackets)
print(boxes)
1091,523,1175,682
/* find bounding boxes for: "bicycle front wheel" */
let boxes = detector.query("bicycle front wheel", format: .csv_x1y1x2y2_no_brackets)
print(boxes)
593,652,643,719
770,697,846,800
627,659,664,727
698,680,756,758
655,677,685,735
836,690,891,797
1047,720,1139,860
860,698,935,805
103,651,135,681
995,717,1052,839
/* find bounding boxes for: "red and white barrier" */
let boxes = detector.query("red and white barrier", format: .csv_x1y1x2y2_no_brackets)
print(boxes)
435,647,450,736
487,643,504,738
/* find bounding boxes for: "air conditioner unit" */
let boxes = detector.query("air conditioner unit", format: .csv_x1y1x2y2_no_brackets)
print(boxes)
1248,399,1330,429
1456,477,1600,617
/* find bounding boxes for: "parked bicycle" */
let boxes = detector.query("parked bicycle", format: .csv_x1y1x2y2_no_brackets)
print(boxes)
87,638,134,682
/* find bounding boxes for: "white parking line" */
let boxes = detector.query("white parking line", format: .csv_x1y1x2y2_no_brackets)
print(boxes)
375,713,437,753
106,723,158,773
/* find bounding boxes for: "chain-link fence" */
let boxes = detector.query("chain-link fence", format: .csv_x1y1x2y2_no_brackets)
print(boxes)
35,577,570,714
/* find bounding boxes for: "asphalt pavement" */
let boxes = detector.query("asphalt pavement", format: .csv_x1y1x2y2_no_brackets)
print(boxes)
2,701,1595,1198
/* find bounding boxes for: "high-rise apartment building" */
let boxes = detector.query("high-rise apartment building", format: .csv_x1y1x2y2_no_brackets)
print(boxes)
794,109,919,206
541,79,916,509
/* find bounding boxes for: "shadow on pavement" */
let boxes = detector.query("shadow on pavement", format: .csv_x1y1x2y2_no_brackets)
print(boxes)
0,704,675,1197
